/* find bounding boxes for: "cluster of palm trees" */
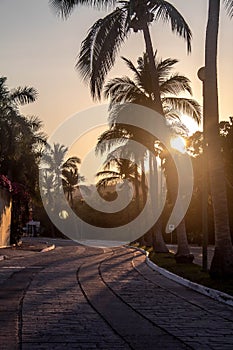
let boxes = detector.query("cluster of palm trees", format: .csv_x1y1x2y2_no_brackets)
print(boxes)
0,76,47,242
41,143,84,210
0,78,84,241
50,0,233,277
95,52,200,255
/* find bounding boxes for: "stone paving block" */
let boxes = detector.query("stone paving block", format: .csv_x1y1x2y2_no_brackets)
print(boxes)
0,241,232,349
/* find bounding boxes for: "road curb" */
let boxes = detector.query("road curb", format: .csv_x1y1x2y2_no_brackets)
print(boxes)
40,244,56,253
132,246,233,308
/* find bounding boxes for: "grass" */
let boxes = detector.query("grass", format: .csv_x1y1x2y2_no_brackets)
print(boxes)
136,245,233,297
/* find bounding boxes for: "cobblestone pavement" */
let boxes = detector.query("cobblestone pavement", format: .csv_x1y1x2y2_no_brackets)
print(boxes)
0,239,232,349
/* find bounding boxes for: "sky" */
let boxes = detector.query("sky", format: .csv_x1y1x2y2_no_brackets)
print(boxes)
0,0,233,182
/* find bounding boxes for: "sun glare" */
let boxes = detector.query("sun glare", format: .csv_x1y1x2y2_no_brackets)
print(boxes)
170,136,186,154
180,115,200,136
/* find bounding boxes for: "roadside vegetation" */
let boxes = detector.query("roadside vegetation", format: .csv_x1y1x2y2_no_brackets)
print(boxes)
135,245,233,297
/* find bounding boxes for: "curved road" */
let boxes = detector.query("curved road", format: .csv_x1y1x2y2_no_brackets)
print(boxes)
0,239,232,349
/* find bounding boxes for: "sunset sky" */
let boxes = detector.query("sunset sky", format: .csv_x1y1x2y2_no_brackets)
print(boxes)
1,0,233,178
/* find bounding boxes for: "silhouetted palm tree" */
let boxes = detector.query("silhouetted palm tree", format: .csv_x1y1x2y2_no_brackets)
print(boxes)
105,53,201,124
204,0,233,277
96,53,201,254
42,143,68,189
96,157,137,187
0,76,37,111
0,77,43,183
50,0,191,110
62,156,84,207
0,77,47,243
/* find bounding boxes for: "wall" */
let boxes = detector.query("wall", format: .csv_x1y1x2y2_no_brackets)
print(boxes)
0,187,12,247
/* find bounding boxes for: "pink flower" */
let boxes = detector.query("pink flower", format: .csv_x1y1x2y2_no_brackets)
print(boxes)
0,174,12,192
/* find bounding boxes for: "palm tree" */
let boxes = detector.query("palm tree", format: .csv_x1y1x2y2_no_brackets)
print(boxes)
204,0,233,277
42,143,68,190
104,53,201,124
0,77,44,188
42,148,84,208
96,53,201,254
50,0,192,110
0,77,47,243
96,155,142,227
96,157,136,183
62,156,84,207
0,77,39,177
0,76,37,111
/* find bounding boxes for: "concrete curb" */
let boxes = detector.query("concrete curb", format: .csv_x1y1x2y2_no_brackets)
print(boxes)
0,242,56,260
132,246,233,308
40,244,56,253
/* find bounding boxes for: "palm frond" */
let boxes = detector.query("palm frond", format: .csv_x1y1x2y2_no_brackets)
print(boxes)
10,87,38,105
63,156,81,169
224,0,233,17
168,120,189,137
160,75,192,96
96,169,120,178
96,175,119,188
77,8,127,99
121,56,141,80
156,57,178,73
95,127,129,155
49,0,78,18
152,0,192,53
108,103,132,126
49,0,116,18
156,57,179,84
104,76,147,107
27,115,43,131
162,97,201,124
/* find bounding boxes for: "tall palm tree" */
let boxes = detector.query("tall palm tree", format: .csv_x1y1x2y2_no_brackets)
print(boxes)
50,0,192,110
204,0,233,277
96,53,201,255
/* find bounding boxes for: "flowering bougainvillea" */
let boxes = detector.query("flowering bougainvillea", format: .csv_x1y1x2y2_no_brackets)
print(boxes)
0,175,30,201
11,182,30,201
0,174,12,192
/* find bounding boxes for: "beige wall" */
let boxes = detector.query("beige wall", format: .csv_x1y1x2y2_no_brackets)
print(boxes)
0,188,12,247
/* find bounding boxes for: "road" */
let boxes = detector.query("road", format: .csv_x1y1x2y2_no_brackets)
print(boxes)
0,239,232,349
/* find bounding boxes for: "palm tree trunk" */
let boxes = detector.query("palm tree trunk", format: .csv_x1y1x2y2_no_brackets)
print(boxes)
175,219,194,263
141,157,147,206
139,156,152,246
70,191,74,209
165,153,191,261
150,154,168,252
205,0,233,278
141,21,169,252
142,23,163,114
152,218,169,253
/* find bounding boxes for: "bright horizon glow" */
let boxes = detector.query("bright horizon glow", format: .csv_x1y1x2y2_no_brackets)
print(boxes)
170,136,186,154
